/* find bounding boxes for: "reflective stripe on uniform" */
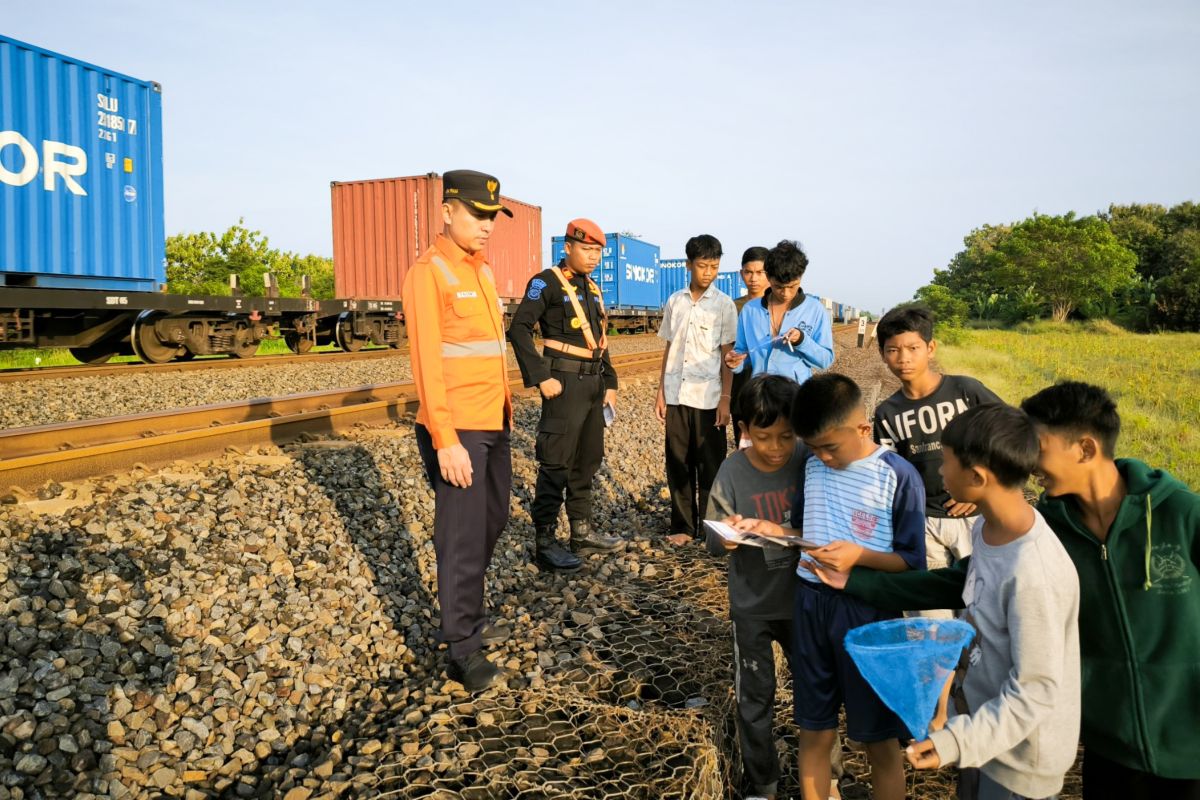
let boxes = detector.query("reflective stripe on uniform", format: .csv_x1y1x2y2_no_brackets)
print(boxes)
442,340,506,358
430,256,460,286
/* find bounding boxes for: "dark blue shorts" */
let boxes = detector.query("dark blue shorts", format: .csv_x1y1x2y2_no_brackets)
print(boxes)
792,579,907,742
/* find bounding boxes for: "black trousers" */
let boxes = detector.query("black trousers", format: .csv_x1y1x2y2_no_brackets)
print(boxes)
665,404,727,537
730,366,751,445
1082,749,1200,800
530,370,605,529
415,424,511,660
733,616,794,796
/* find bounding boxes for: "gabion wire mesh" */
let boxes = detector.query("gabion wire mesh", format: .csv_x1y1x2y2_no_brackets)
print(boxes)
358,529,757,797
547,588,733,712
371,691,723,799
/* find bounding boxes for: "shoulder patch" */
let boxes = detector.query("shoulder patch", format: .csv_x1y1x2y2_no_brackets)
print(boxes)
527,278,547,300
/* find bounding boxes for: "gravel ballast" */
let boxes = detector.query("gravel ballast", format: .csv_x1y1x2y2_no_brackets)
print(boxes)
1,331,1002,799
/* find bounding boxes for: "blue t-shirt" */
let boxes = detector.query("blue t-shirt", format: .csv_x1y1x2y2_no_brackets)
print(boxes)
792,446,927,582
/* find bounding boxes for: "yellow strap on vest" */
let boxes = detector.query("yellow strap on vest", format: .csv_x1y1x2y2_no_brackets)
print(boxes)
549,266,607,353
542,339,599,359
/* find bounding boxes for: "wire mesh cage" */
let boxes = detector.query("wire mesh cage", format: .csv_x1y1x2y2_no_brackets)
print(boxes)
370,691,723,799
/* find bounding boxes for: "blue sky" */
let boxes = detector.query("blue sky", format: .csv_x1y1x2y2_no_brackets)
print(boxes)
6,1,1198,310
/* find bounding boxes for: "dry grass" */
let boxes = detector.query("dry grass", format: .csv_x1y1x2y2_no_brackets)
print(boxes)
936,324,1200,488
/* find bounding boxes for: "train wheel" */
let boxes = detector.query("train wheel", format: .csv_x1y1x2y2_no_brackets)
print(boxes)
68,344,118,365
131,313,182,364
335,319,364,352
284,332,314,354
230,329,260,359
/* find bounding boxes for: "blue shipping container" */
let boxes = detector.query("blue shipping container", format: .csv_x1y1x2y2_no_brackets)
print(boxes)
1,35,165,292
715,272,743,299
550,233,661,309
659,263,744,306
659,261,688,305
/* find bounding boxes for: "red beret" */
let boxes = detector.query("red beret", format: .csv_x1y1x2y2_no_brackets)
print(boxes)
565,218,606,248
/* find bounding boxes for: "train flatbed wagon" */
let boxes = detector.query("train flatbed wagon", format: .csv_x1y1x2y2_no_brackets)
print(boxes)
0,34,326,364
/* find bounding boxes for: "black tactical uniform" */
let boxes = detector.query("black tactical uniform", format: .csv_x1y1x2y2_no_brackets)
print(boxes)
508,252,624,571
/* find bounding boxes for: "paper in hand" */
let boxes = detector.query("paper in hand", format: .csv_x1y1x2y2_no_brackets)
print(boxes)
704,519,763,547
703,519,821,549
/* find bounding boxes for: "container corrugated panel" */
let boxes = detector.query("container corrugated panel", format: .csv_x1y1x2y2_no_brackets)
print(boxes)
659,263,688,305
551,234,661,309
331,173,541,301
0,35,165,291
715,272,743,299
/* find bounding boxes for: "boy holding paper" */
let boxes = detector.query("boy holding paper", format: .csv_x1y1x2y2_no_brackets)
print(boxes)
736,373,926,800
704,374,820,800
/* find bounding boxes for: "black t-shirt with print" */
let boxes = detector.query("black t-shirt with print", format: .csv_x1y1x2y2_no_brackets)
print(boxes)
872,374,1003,517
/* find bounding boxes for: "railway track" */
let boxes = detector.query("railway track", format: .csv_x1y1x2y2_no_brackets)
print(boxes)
0,324,861,382
0,345,405,383
0,350,666,493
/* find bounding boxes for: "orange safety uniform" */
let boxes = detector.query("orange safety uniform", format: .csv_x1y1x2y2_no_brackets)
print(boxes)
402,234,513,449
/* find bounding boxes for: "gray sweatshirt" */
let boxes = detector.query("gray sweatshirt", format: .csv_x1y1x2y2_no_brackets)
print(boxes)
928,509,1081,798
704,444,807,619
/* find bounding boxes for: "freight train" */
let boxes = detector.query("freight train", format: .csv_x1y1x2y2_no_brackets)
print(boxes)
0,34,864,364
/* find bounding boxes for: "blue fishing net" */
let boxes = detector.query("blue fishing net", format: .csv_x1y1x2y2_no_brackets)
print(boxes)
844,618,976,741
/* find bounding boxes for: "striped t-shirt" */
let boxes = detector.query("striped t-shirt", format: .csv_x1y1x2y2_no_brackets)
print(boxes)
793,446,927,582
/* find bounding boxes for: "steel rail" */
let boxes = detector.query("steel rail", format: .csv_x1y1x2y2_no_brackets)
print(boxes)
0,351,666,492
0,326,856,382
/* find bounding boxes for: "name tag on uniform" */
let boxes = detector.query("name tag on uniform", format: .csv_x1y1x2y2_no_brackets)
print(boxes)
456,291,478,299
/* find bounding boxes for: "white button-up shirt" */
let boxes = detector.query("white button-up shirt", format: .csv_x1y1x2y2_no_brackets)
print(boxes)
659,285,738,409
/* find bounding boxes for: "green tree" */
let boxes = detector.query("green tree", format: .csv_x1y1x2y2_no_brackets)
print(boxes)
288,254,336,300
931,224,1014,319
1164,201,1200,235
166,220,335,299
933,225,1011,295
990,213,1136,322
914,284,969,328
1102,203,1168,280
1155,228,1200,329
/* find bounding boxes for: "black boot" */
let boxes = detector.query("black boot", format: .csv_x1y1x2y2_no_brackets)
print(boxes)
535,524,583,572
569,519,622,555
447,649,503,692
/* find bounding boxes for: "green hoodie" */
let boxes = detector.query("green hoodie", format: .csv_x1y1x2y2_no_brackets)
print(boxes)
846,459,1200,779
1038,458,1200,779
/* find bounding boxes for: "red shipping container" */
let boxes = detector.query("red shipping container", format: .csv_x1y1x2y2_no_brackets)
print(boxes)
330,173,542,302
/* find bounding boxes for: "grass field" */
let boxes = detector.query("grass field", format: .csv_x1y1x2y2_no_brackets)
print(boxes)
937,321,1200,489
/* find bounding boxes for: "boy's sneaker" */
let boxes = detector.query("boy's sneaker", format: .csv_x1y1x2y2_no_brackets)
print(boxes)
447,650,503,693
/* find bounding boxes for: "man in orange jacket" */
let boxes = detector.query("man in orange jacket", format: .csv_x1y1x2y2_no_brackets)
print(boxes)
403,169,514,692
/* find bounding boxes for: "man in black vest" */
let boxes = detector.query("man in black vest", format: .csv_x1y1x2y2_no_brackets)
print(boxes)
508,218,624,571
